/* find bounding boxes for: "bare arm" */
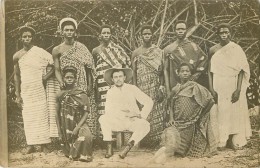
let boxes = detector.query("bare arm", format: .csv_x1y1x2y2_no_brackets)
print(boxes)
163,54,170,96
55,93,62,139
85,66,93,90
131,51,137,86
13,58,21,98
43,65,55,82
208,48,218,103
52,47,64,88
231,70,244,103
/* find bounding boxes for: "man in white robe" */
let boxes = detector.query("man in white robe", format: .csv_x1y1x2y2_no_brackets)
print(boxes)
208,23,251,150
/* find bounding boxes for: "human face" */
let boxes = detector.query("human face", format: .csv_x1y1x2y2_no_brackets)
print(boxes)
218,27,230,44
112,71,126,87
100,28,111,43
64,72,76,87
178,66,191,83
142,29,152,43
21,31,33,45
62,25,75,39
175,23,187,40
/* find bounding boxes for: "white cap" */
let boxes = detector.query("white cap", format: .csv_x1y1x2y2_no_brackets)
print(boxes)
59,18,78,30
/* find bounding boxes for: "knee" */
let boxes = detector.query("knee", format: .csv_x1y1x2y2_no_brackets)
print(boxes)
144,121,150,132
139,119,150,132
98,115,106,124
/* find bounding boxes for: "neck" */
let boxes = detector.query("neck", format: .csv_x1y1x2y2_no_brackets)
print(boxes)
64,38,75,45
102,41,110,47
23,44,33,51
115,83,124,90
177,38,186,43
220,40,230,46
143,42,152,48
180,79,188,84
65,84,74,90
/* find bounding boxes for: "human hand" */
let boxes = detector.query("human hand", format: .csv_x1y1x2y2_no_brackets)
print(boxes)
210,90,218,104
59,82,66,90
72,127,80,136
159,85,166,95
166,118,174,127
231,89,240,103
15,96,23,110
58,130,62,141
190,73,200,81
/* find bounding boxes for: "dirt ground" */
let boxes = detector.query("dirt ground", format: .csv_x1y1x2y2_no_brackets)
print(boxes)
8,147,259,168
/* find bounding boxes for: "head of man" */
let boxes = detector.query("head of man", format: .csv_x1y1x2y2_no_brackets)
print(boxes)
111,70,126,87
177,63,192,83
60,18,78,39
100,24,112,43
19,26,35,46
62,66,77,88
217,23,231,44
175,20,187,40
141,25,153,43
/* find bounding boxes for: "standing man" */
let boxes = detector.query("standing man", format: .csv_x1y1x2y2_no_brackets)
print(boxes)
99,66,153,159
13,26,53,153
209,23,252,150
92,25,131,116
164,20,208,96
132,25,165,147
52,18,98,138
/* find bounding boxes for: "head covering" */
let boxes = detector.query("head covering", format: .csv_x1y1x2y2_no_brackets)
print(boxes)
19,26,36,36
62,66,77,76
104,65,133,85
59,17,78,30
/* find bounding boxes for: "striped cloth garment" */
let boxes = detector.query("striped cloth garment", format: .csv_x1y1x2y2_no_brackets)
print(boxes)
18,46,52,145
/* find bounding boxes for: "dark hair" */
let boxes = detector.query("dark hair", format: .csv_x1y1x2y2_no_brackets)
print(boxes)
110,69,126,78
62,66,77,78
174,20,187,29
100,24,113,34
61,21,76,30
216,23,231,34
177,63,192,73
19,26,36,37
140,25,153,34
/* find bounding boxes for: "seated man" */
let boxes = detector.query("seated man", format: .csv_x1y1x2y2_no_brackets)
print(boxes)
55,66,93,162
99,66,154,159
152,63,217,163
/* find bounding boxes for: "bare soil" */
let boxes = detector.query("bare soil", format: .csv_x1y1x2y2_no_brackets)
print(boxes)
9,147,259,168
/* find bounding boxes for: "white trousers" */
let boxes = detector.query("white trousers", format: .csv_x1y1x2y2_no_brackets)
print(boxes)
99,114,150,146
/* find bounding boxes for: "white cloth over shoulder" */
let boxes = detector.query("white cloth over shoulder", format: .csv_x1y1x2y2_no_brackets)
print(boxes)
19,46,52,145
210,42,251,147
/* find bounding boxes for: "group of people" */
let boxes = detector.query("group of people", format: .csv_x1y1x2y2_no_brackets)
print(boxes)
13,17,252,162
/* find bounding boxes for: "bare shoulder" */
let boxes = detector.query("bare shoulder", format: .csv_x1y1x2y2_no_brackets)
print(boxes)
209,44,221,56
13,49,24,62
132,47,142,57
92,45,101,55
52,44,63,57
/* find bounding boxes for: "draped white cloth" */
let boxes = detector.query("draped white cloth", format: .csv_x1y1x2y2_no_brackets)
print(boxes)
19,46,52,145
210,42,252,147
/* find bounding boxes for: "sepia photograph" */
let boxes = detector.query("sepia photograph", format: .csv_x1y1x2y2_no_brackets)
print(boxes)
1,0,260,167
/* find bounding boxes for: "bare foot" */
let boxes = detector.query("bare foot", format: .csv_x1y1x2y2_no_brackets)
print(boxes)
22,146,35,155
41,145,50,154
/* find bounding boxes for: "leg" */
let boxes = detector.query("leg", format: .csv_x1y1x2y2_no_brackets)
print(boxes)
98,115,115,158
128,118,150,145
22,145,35,155
119,118,150,159
41,144,50,154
